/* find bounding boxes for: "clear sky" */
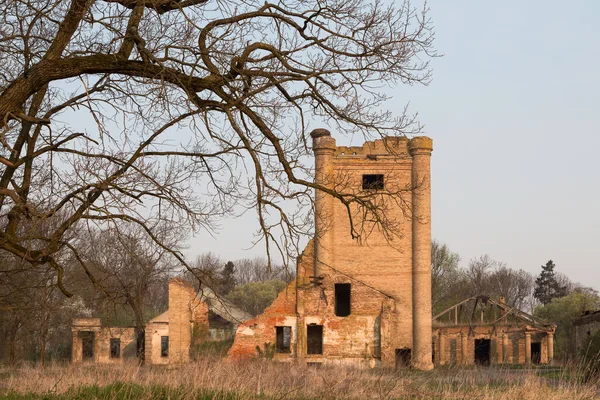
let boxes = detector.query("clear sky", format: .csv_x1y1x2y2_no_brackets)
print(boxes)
188,1,600,290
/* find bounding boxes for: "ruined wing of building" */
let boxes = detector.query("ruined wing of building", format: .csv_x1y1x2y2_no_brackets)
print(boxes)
72,279,252,364
228,130,435,370
573,309,600,357
432,296,556,366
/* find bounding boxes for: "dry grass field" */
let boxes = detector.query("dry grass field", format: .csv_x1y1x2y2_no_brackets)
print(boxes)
0,357,598,399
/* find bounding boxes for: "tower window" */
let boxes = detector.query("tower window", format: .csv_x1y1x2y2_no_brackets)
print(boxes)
334,283,351,317
362,174,384,190
109,338,120,359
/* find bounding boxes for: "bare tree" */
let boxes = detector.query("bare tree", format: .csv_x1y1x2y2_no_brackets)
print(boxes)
79,224,178,359
466,255,497,296
430,240,467,314
488,266,534,311
0,0,435,296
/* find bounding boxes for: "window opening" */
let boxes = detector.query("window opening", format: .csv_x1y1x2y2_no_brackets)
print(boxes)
161,336,169,357
276,326,292,353
110,338,120,359
307,325,323,355
362,174,384,190
334,283,351,317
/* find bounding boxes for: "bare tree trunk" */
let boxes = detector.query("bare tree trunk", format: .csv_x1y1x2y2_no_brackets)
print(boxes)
39,285,48,367
8,322,19,365
39,329,47,367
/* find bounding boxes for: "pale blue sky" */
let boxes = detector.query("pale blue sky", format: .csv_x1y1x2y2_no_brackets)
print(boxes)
188,1,600,290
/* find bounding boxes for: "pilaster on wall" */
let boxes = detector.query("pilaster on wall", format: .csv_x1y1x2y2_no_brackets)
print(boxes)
311,129,336,277
71,331,82,363
409,136,433,371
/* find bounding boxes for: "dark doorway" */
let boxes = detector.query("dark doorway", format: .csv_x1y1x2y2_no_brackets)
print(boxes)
334,283,351,316
474,339,491,366
531,342,542,364
81,331,94,361
307,325,323,355
395,348,411,368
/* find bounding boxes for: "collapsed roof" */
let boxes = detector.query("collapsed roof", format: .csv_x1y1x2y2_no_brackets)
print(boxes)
433,295,555,334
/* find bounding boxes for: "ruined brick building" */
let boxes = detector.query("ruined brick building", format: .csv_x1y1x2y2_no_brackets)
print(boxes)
228,130,434,370
573,309,600,356
72,279,251,364
432,296,556,366
71,318,137,363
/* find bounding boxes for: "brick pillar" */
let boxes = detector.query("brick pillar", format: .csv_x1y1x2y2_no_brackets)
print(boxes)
525,332,532,365
71,330,82,363
311,129,336,277
168,278,196,364
461,332,468,364
438,331,445,365
502,333,509,363
409,136,433,371
547,332,554,364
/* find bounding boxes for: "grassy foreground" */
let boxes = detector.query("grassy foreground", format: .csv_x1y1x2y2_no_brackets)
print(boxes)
0,358,598,399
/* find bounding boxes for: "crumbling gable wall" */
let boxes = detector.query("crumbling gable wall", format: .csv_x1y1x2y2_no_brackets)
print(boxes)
227,242,305,360
167,278,209,364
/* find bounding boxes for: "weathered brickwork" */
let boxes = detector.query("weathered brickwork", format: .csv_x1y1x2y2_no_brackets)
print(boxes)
433,326,552,366
573,310,600,356
432,297,555,366
145,313,170,365
71,318,136,363
166,278,209,364
229,130,434,370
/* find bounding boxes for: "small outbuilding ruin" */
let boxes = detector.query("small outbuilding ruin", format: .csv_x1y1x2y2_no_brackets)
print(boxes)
71,318,137,363
573,309,600,356
432,296,556,366
72,278,251,364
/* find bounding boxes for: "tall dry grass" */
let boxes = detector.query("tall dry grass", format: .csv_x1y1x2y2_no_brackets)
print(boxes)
0,357,599,399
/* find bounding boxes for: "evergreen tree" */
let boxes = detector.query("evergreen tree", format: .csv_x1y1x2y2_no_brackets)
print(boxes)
534,260,569,305
220,261,237,295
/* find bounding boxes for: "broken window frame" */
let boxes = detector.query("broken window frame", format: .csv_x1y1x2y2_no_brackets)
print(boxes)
161,336,169,357
275,326,292,353
362,174,384,191
306,325,323,355
109,338,120,359
334,283,351,317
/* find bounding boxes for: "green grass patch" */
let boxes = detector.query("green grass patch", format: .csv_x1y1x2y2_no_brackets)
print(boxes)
1,382,246,400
